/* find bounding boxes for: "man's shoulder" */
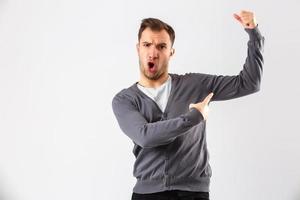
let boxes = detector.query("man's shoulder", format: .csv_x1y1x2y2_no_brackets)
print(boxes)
112,83,139,104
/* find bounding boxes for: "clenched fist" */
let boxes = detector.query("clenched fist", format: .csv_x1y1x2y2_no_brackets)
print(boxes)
233,10,257,29
189,93,214,121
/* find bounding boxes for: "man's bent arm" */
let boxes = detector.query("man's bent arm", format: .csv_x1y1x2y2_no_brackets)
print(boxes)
190,26,264,101
112,94,203,148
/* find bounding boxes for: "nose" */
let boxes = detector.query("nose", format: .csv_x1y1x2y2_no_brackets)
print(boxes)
148,46,159,60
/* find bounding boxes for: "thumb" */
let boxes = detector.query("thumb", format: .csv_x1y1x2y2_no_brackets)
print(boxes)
233,13,243,24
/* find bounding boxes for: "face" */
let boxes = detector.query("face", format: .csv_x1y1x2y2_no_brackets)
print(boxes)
137,28,174,81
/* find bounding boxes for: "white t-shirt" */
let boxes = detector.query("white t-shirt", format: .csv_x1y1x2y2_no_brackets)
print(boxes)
137,75,172,112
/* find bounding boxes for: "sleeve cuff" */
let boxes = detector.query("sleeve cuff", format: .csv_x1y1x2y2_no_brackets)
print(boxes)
244,25,263,41
185,108,204,125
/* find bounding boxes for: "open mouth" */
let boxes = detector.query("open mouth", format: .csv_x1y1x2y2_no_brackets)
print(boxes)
147,61,157,73
148,62,155,69
147,62,157,73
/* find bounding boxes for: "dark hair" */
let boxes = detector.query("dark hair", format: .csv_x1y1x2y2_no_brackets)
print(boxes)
138,18,175,46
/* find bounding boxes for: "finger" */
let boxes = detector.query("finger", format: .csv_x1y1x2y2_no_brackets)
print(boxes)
189,103,195,109
236,15,252,27
233,13,243,24
242,17,253,27
241,16,252,23
203,92,214,105
240,17,251,26
240,10,249,15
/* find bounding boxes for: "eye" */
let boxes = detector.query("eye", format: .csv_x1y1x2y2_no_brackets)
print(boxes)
143,43,151,47
158,45,167,50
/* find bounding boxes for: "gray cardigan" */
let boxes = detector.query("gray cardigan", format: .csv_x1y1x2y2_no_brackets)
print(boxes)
112,27,264,194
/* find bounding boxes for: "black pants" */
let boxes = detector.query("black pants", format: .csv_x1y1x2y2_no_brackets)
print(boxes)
131,190,209,200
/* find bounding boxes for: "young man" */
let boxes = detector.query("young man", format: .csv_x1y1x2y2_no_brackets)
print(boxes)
112,10,264,200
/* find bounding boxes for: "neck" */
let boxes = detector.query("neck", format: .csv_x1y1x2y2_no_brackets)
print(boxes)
138,73,169,88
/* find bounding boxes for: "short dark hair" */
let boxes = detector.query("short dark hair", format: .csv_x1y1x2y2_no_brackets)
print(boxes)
138,18,175,46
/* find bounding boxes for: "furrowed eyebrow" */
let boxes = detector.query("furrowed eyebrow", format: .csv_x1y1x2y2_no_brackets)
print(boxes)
141,42,168,48
157,43,167,46
141,42,167,46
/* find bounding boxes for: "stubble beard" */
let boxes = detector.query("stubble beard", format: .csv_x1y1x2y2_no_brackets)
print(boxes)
139,60,168,81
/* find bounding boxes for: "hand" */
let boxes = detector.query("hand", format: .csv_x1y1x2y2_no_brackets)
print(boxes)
189,93,214,121
233,10,257,29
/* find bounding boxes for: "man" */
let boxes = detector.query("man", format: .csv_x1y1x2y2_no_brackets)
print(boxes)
112,10,264,200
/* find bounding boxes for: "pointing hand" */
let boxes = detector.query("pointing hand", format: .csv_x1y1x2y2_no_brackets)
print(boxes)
189,93,214,121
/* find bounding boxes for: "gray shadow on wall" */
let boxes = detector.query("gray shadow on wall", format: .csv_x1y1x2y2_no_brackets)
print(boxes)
0,175,17,200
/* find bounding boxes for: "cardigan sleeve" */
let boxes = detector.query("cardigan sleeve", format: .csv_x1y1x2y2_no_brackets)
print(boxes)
112,93,203,148
190,26,264,101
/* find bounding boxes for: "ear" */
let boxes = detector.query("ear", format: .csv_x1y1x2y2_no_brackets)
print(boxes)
170,48,175,56
136,43,140,53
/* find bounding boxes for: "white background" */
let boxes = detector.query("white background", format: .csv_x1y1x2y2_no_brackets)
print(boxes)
1,0,300,200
